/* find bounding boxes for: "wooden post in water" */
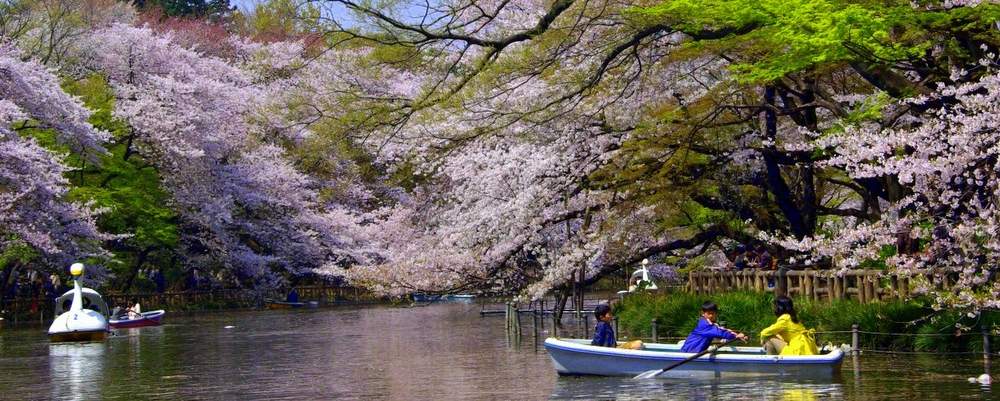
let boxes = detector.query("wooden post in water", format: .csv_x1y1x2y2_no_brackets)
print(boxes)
651,318,658,343
984,327,992,374
505,302,511,331
851,324,860,357
532,308,539,339
584,314,590,338
511,302,521,336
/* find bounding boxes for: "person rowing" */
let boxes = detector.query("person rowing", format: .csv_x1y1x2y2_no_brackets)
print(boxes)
679,300,749,353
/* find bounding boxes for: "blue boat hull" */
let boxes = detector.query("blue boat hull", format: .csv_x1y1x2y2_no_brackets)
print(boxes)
544,338,843,378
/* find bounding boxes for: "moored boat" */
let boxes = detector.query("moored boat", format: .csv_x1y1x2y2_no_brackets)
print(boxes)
109,310,166,329
411,293,442,303
544,338,843,378
48,263,109,342
266,300,306,309
412,293,475,303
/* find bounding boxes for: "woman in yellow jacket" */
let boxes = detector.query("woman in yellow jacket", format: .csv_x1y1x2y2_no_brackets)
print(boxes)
759,295,818,355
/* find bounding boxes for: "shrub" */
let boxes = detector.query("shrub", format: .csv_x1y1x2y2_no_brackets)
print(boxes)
616,290,999,352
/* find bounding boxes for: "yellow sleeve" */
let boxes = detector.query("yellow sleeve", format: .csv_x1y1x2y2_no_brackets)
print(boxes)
760,314,790,339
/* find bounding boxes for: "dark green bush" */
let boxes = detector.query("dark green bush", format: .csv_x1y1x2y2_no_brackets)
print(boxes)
616,291,998,352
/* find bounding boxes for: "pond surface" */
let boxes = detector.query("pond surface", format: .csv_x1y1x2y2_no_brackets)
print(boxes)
0,303,995,400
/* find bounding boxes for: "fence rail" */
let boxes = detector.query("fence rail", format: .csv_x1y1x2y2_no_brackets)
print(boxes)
687,268,958,303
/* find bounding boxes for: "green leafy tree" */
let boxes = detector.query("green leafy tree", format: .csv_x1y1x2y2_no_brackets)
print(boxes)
26,75,180,292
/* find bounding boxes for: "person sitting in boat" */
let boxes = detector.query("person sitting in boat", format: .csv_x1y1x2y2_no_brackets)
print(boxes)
759,295,818,355
286,287,299,303
591,304,643,350
126,300,142,319
680,301,748,353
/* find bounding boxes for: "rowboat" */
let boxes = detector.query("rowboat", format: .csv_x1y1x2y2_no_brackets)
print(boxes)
411,293,475,303
266,300,306,309
544,338,843,378
109,310,166,329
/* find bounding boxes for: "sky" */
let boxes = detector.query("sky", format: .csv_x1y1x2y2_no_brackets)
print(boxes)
227,0,428,27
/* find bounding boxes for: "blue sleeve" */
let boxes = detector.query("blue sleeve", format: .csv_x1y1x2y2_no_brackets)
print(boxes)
680,319,735,353
690,320,736,341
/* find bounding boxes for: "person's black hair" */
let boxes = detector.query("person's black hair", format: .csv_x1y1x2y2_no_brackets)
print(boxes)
700,301,718,312
594,304,612,319
774,295,798,323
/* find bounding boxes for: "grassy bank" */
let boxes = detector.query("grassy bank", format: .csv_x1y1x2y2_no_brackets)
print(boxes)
615,291,1000,352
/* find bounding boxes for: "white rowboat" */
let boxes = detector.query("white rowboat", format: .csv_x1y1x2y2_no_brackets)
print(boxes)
544,338,843,378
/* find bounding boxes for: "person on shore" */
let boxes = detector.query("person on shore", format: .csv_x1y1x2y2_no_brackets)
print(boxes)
152,268,166,293
680,301,748,353
732,244,748,271
759,295,818,355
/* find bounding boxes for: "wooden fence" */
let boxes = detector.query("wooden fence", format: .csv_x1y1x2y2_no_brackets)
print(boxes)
1,285,378,324
687,269,958,303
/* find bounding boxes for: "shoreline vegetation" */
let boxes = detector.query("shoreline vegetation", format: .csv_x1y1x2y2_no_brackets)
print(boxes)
615,291,1000,353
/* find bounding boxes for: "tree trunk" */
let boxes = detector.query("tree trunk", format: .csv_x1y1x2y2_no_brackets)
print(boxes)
763,86,807,238
121,247,153,293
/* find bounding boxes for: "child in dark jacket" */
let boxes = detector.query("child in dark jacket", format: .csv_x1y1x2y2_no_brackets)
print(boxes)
591,304,617,347
591,304,643,349
680,300,748,353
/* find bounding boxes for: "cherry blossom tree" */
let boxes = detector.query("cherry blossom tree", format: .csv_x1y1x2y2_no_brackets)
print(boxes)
71,24,373,287
0,44,110,272
311,0,1000,310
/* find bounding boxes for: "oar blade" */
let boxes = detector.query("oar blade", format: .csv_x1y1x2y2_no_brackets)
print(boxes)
633,369,663,380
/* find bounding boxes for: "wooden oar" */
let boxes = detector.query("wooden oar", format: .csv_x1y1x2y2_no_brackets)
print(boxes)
633,338,744,379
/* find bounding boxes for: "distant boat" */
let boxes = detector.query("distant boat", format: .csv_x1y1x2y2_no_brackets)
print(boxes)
48,263,109,342
109,310,166,329
411,293,442,303
266,300,307,309
412,293,475,303
446,294,475,302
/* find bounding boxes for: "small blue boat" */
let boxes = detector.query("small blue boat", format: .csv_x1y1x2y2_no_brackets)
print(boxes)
411,293,442,303
411,293,475,303
544,338,843,378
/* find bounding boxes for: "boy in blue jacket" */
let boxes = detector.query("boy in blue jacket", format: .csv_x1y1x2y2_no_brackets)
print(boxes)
591,304,617,347
680,301,748,353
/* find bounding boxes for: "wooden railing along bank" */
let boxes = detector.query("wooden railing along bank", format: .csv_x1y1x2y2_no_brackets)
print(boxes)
687,269,956,303
1,285,377,324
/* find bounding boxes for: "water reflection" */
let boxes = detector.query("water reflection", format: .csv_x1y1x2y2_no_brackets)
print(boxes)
49,342,106,401
0,305,995,400
549,377,842,401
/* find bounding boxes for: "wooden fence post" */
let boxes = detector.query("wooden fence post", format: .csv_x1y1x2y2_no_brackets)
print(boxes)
852,324,860,356
776,267,788,297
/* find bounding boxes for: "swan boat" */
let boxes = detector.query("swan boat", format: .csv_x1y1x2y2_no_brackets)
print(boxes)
544,338,843,378
48,263,109,342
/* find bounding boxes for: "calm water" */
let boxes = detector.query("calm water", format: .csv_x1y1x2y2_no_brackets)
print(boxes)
0,303,995,400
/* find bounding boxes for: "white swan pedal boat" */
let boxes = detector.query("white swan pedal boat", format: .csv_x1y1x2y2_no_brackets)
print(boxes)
48,263,109,342
544,338,843,378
